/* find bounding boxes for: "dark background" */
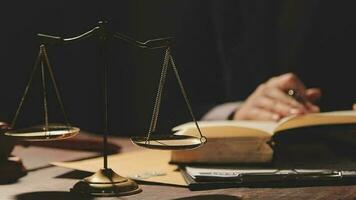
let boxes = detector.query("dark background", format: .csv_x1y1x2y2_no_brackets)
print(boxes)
0,0,198,136
1,0,356,136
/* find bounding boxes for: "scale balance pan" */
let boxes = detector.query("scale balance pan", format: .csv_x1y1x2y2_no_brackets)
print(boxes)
4,124,80,141
131,134,206,150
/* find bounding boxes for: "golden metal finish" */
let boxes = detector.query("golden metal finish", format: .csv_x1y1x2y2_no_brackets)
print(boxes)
133,48,206,151
4,124,79,141
71,168,142,197
131,135,205,150
6,45,76,142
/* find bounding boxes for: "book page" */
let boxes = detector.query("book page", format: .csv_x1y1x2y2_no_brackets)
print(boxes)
173,120,277,138
274,110,356,134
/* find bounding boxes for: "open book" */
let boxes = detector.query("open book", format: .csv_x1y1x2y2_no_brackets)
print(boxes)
170,110,356,164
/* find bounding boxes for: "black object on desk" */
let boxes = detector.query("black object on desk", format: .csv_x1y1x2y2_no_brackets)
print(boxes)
180,166,356,191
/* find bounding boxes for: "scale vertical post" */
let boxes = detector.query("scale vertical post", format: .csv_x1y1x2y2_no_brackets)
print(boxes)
69,21,141,196
98,20,109,170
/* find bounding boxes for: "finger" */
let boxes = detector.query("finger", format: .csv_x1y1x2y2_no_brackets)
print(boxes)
353,103,356,111
253,83,306,110
304,102,320,113
268,73,306,93
265,87,307,110
248,107,281,121
305,88,322,102
256,96,303,117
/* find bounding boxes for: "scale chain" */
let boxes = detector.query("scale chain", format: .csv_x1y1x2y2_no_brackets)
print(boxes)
41,45,72,128
146,47,204,142
11,45,72,132
169,55,204,140
11,46,43,128
147,47,170,141
40,50,49,134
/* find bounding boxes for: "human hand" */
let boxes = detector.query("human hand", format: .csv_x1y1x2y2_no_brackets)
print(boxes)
233,73,321,121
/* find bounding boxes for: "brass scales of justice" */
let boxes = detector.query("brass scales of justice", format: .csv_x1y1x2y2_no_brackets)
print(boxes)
4,21,207,196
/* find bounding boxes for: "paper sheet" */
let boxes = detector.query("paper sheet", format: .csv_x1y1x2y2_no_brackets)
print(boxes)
52,149,187,186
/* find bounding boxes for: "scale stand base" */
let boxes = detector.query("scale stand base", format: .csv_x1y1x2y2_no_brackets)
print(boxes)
71,168,142,197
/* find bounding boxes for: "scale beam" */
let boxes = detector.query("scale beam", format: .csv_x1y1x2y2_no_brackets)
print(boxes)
37,21,173,49
37,21,205,151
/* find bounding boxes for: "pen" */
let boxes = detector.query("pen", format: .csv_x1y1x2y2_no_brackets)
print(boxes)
287,89,307,105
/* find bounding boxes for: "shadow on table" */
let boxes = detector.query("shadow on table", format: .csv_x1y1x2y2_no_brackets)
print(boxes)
15,191,94,200
172,194,242,200
55,170,93,179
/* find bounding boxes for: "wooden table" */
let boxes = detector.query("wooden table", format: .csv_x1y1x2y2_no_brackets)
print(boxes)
2,133,356,200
